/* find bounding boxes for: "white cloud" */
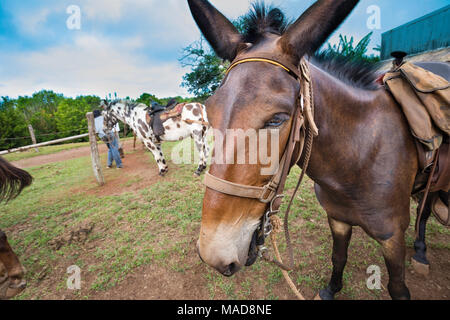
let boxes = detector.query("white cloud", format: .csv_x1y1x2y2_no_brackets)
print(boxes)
81,0,136,22
0,34,189,99
16,8,51,35
80,0,250,22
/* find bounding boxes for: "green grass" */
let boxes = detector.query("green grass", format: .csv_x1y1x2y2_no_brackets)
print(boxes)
1,141,448,300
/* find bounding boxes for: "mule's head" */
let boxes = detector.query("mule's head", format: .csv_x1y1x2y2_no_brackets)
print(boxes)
0,157,31,299
188,0,359,276
0,250,27,300
98,100,121,132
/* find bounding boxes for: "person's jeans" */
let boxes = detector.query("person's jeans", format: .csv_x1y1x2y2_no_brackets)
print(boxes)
107,134,123,168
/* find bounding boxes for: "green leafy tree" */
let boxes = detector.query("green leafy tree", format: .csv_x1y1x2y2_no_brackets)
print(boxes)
80,95,101,110
15,90,65,142
0,97,28,149
179,9,284,99
323,32,380,62
136,93,162,105
55,98,93,137
180,38,228,99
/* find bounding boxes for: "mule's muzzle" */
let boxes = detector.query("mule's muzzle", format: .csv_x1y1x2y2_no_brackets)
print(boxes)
0,277,26,300
196,240,242,277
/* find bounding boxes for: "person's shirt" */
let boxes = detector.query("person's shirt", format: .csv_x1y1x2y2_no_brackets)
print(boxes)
94,115,106,139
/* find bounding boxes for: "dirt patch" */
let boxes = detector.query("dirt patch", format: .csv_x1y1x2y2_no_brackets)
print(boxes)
71,147,163,197
11,139,138,169
91,244,211,300
48,223,95,251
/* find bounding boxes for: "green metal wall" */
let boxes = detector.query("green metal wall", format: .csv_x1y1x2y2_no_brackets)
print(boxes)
381,5,450,60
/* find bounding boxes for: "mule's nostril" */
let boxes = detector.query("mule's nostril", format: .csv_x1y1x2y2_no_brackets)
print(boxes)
222,262,239,277
9,278,26,290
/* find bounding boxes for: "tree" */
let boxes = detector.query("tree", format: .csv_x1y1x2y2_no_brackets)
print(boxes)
0,92,102,150
179,6,287,99
55,97,93,137
136,93,162,105
322,32,380,63
0,97,28,150
15,90,64,142
180,38,228,99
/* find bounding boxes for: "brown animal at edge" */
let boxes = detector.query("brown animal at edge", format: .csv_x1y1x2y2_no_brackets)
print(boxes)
187,0,441,300
0,156,32,299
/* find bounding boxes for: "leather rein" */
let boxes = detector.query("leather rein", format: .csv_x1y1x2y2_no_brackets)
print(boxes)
203,54,319,272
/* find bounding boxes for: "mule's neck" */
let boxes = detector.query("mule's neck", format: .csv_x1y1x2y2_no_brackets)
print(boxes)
109,102,135,128
304,62,411,183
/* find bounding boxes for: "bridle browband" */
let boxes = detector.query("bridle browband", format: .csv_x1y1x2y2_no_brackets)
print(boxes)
226,57,302,79
203,54,319,270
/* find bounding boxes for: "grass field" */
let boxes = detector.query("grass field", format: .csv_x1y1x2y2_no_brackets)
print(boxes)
1,141,449,300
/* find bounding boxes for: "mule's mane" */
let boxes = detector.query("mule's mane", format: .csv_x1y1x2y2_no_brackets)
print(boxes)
242,2,381,91
241,2,291,43
312,52,382,91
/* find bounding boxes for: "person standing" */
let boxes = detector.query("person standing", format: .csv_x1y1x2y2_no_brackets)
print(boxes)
93,110,123,169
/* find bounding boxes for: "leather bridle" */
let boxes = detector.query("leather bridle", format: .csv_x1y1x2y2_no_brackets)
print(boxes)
203,54,319,269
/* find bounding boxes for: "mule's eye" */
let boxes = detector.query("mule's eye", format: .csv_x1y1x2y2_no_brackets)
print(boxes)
264,113,290,128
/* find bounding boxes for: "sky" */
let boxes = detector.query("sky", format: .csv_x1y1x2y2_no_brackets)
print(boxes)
0,0,448,99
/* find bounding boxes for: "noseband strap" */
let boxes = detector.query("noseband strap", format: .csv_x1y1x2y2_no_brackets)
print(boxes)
204,152,287,203
204,172,278,203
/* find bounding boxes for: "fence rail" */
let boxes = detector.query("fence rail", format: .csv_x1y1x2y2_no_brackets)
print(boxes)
0,133,89,155
1,113,105,186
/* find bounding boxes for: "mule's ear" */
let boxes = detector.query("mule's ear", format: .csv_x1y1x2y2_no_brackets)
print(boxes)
100,99,110,110
280,0,359,63
187,0,242,61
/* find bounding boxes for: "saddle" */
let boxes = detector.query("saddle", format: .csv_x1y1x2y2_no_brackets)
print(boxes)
145,100,186,139
383,54,450,225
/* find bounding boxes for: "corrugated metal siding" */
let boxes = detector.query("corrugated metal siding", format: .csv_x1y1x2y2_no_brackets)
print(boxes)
381,5,450,60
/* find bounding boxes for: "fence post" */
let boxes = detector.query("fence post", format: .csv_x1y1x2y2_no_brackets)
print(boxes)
28,124,39,153
86,112,105,186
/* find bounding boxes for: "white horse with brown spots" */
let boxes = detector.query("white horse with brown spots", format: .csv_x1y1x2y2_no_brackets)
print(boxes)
100,100,209,176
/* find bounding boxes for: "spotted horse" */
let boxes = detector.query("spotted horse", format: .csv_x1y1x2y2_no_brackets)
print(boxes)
101,100,209,176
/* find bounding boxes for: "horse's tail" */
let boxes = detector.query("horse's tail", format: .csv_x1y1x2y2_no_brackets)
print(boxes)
0,157,33,203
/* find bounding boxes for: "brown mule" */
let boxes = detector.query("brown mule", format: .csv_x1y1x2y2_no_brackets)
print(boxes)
187,0,430,300
0,157,32,299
